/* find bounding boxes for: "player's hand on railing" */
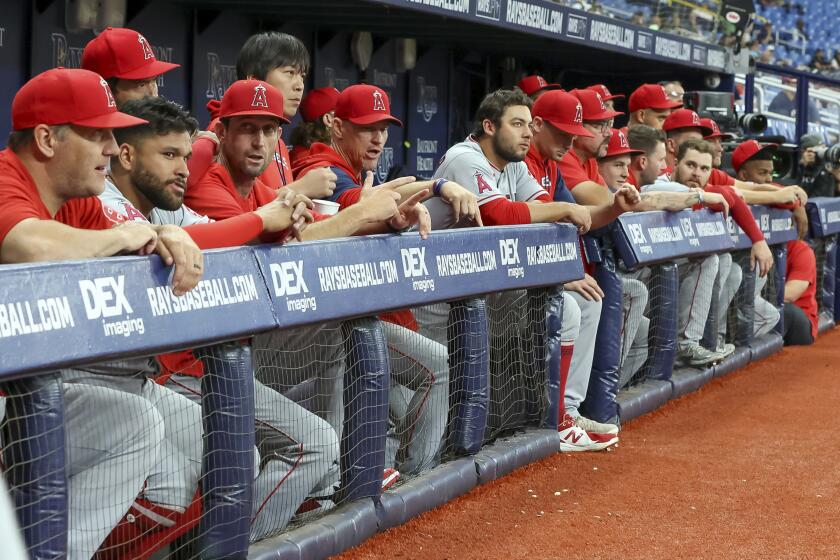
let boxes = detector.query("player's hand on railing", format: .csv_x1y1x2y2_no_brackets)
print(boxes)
701,191,730,218
357,175,401,221
153,224,205,296
439,181,482,226
614,184,641,212
751,239,774,278
564,273,604,301
558,202,592,234
359,172,416,198
773,187,800,205
114,221,159,256
388,189,432,239
257,189,314,239
291,166,337,199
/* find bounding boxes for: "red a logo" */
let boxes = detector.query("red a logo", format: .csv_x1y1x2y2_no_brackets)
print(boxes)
574,102,583,124
372,90,386,111
475,171,493,193
619,131,629,148
252,84,269,108
691,112,700,125
138,34,155,60
99,77,116,108
596,93,606,110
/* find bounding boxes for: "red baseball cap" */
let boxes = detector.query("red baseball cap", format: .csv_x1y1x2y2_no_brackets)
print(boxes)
701,117,734,140
570,89,623,121
12,68,149,130
517,75,562,96
300,87,340,123
532,91,592,137
586,84,624,101
82,27,179,81
731,140,778,173
628,83,683,113
663,109,714,136
219,80,290,124
603,128,643,159
335,84,402,127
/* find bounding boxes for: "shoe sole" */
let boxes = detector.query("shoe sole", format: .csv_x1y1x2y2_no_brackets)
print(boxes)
559,435,618,452
382,470,400,491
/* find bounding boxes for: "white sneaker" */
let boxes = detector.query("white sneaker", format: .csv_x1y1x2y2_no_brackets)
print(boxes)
574,415,620,435
558,416,618,452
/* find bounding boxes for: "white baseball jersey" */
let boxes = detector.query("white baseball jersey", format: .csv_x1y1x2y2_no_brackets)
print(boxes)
425,136,548,229
99,180,211,226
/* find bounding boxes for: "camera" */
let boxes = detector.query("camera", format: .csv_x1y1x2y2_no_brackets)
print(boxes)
682,91,768,137
813,144,840,167
738,113,768,135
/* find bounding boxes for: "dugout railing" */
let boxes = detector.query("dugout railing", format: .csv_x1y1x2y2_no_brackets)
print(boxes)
1,210,837,560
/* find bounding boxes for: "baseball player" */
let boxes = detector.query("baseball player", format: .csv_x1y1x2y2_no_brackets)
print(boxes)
585,84,624,112
0,68,205,560
783,240,819,345
626,84,682,130
289,87,340,165
292,84,468,473
425,88,620,449
188,31,338,201
516,74,563,100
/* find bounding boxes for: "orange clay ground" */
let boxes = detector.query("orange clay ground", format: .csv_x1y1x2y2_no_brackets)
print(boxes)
340,328,840,560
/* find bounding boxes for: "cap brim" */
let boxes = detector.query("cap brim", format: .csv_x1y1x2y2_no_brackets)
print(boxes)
347,114,403,127
544,118,593,138
73,111,149,129
705,132,735,140
602,94,625,101
221,110,291,124
117,60,181,80
585,109,623,120
666,124,715,137
643,100,683,111
607,148,644,158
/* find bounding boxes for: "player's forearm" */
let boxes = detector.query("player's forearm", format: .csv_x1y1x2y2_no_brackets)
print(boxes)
1,220,134,264
527,201,577,223
738,189,782,205
784,280,808,302
734,179,777,192
585,203,622,229
637,191,700,212
298,204,370,240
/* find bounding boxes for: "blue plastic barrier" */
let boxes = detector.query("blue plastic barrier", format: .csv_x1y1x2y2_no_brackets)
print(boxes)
729,206,796,250
539,288,564,430
645,262,679,381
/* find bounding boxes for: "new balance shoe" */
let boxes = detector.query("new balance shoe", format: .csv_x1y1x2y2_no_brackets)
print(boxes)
677,342,725,366
574,415,619,435
558,416,618,452
382,468,400,491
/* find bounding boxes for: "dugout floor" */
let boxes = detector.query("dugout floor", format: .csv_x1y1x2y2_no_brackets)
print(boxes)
340,328,840,560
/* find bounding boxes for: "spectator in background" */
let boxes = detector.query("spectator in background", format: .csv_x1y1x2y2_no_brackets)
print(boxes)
810,49,833,72
756,21,774,45
768,80,821,124
792,18,809,43
631,11,645,26
830,51,840,71
798,134,836,198
649,14,662,31
758,46,776,65
288,87,340,166
784,240,818,345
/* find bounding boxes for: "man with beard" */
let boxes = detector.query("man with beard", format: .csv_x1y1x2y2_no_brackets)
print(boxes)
426,89,620,449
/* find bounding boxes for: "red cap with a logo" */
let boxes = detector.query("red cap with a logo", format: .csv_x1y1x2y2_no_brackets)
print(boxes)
628,83,683,113
570,89,623,121
532,91,592,137
82,27,179,80
603,128,643,158
731,140,778,173
219,80,290,124
586,84,624,101
701,117,734,140
300,87,340,123
335,84,402,127
12,68,149,130
517,75,562,96
663,108,714,136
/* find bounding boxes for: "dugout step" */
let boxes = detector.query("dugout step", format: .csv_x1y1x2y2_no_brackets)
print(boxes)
748,333,783,362
474,429,561,485
818,313,835,335
712,347,751,378
376,458,478,531
616,379,673,423
248,499,378,560
669,367,714,398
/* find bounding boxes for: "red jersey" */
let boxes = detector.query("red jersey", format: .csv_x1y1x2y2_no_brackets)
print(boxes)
0,149,122,251
785,239,818,340
708,168,735,187
288,144,311,167
524,144,561,199
558,149,607,190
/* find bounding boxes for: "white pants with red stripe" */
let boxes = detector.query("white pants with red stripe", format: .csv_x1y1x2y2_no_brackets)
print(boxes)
563,291,602,418
381,322,449,475
166,374,339,543
752,272,782,337
716,252,743,343
678,254,720,347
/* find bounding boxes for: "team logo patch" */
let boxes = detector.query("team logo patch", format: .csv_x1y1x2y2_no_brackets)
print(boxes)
416,77,438,123
252,84,269,108
596,93,606,110
574,102,583,124
99,77,116,108
537,76,547,87
475,171,493,194
372,90,386,112
138,33,155,61
660,85,669,99
618,130,629,148
691,112,700,125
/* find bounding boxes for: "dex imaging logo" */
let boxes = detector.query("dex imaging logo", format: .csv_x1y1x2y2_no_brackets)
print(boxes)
402,247,435,292
500,239,520,266
270,261,317,312
78,275,145,337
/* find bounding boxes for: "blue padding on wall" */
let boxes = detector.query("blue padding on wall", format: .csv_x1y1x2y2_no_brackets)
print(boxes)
1,373,67,560
807,197,840,237
669,367,714,399
582,247,622,423
835,239,840,322
645,262,679,381
474,429,560,485
732,252,757,347
820,236,837,319
616,379,673,423
375,458,477,531
447,298,489,455
339,319,390,503
730,206,796,250
198,343,255,560
247,500,378,560
539,289,564,430
713,347,751,377
748,333,784,361
771,244,787,335
613,209,733,269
